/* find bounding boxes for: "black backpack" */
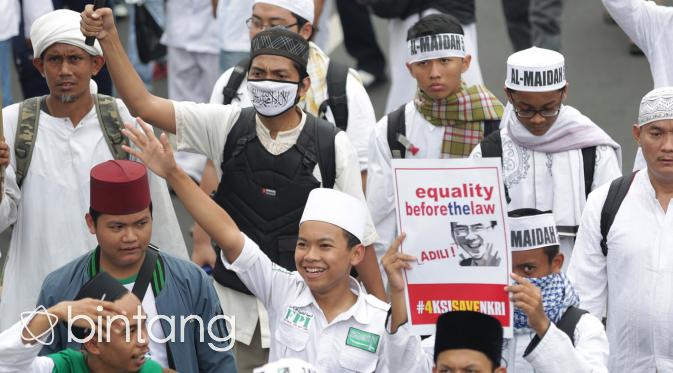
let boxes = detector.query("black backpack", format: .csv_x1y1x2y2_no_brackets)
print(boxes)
386,105,500,159
222,57,349,131
598,172,638,256
480,130,597,204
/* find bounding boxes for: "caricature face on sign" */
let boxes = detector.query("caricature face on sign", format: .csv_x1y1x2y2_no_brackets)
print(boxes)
451,221,500,267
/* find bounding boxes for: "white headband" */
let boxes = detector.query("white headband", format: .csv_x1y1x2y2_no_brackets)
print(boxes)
638,87,673,126
406,33,466,64
508,212,559,251
31,9,103,58
505,47,566,92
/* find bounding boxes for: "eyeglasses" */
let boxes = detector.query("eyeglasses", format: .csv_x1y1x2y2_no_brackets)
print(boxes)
452,224,488,237
508,91,563,118
246,17,298,31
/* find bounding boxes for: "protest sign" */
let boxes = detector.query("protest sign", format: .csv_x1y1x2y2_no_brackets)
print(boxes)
392,158,512,337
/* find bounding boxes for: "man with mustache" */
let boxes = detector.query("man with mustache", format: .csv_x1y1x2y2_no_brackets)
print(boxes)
0,9,187,333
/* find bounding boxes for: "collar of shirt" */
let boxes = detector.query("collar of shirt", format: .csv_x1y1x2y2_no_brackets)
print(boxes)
254,109,307,156
290,276,372,325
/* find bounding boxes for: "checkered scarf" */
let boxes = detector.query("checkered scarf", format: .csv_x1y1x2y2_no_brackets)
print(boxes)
513,272,580,331
414,84,504,158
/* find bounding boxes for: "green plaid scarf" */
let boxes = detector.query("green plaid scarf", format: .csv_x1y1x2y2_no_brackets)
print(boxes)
414,84,504,157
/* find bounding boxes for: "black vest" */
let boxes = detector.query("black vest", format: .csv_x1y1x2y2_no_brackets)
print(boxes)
211,108,338,294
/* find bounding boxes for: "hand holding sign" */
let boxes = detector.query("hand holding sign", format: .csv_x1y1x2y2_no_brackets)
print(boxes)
505,273,550,337
381,233,416,293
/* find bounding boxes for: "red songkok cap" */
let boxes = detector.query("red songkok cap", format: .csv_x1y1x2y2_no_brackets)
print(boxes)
90,160,151,215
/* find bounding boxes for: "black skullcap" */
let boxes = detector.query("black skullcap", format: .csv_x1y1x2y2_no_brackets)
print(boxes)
250,27,310,71
434,311,503,367
70,272,130,339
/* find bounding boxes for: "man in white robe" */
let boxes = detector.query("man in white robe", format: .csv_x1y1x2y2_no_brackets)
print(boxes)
471,47,622,268
568,87,673,371
0,9,186,331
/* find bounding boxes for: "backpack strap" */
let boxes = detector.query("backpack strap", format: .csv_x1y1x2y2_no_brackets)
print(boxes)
479,130,511,203
581,146,597,199
94,94,129,160
131,246,159,301
14,96,44,189
523,306,589,357
600,171,637,256
222,57,250,105
483,119,501,138
222,107,258,162
318,59,349,131
312,115,339,189
386,105,407,159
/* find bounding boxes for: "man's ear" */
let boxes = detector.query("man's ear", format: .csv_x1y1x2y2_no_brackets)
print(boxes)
495,366,508,373
84,337,101,355
551,252,564,273
350,244,366,267
632,124,642,145
298,76,311,97
299,23,313,40
85,213,96,235
561,83,569,101
91,56,105,76
406,62,415,79
460,54,472,73
32,58,45,78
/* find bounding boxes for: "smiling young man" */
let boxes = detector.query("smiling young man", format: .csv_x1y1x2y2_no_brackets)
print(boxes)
35,160,236,373
450,220,500,266
367,14,504,277
81,8,385,372
568,87,673,371
471,47,622,268
121,121,426,372
0,272,164,373
0,8,186,333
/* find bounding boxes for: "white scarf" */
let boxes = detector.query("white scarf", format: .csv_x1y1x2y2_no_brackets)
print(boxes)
502,103,622,230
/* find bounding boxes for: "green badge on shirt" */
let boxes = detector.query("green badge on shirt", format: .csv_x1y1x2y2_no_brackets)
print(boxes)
345,327,380,353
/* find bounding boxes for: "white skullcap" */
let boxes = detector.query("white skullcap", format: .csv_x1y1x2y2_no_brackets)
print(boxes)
300,188,367,243
505,47,565,92
508,210,559,252
31,9,103,58
253,358,319,373
638,87,673,126
254,0,315,24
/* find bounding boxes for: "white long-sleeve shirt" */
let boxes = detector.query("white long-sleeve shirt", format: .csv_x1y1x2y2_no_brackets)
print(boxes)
223,234,428,372
209,43,376,172
602,0,673,87
471,129,621,269
160,0,219,54
421,313,609,372
568,169,673,371
0,99,188,332
366,102,454,263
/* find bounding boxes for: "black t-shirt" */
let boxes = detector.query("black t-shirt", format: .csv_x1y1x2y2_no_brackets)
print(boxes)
405,0,475,25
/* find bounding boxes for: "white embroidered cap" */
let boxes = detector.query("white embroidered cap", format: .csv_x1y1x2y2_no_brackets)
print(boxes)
31,9,103,58
505,47,566,92
300,188,367,243
406,33,466,64
508,209,559,252
253,358,319,373
638,87,673,126
254,0,314,24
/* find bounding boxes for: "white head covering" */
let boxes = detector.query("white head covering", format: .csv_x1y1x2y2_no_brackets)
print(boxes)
254,0,315,24
406,33,466,64
300,188,366,243
31,9,103,58
638,87,673,126
505,47,565,92
253,358,319,373
508,209,559,252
